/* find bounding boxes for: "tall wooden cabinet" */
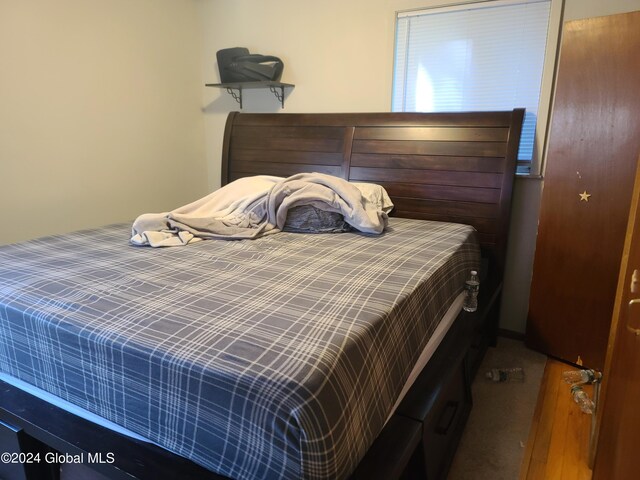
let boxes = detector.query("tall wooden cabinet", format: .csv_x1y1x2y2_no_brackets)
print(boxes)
526,11,640,370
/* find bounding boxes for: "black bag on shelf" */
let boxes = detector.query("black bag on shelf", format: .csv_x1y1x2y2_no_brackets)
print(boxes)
216,47,284,83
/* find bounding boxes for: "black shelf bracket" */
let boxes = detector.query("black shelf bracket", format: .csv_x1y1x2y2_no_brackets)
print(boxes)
225,87,243,109
269,85,286,108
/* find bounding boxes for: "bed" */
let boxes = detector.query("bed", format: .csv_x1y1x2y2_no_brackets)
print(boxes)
0,109,524,480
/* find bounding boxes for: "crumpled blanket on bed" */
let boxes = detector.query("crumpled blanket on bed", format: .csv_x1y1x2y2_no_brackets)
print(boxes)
130,173,393,247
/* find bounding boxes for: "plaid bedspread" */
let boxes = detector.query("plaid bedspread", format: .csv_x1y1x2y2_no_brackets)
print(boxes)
0,218,479,479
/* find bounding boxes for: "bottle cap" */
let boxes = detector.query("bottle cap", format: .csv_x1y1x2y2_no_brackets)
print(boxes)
471,270,478,275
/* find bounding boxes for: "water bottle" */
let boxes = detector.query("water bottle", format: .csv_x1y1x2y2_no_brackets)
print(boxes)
485,367,525,383
570,385,595,414
562,369,602,385
463,270,479,312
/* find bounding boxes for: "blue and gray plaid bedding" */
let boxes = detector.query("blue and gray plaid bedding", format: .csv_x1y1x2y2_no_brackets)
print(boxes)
0,218,479,479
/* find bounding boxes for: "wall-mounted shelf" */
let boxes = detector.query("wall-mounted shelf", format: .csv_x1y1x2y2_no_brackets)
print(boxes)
205,81,294,109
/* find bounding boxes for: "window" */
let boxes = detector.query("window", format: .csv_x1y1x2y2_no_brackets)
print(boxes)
392,0,551,174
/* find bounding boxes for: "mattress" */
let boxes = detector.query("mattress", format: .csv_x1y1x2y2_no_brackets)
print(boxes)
0,218,480,480
0,292,465,442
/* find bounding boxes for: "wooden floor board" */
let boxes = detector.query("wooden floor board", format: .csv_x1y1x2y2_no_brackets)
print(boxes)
545,366,570,479
526,361,562,478
520,359,593,480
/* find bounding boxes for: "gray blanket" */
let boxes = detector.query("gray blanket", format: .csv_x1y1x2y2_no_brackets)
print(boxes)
131,173,393,247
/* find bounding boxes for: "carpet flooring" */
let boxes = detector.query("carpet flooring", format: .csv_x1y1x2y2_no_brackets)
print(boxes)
448,337,547,480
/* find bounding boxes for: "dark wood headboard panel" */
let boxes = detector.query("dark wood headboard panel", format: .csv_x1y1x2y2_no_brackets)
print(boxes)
222,110,524,278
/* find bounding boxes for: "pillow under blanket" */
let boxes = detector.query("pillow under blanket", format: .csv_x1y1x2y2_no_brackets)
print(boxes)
283,205,352,233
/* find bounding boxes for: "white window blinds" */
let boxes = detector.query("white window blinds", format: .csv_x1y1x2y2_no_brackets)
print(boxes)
392,0,551,171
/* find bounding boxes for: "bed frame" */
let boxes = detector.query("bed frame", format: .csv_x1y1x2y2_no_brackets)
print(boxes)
0,109,524,480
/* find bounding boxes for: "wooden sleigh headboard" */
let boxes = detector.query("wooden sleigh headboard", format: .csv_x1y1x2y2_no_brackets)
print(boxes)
222,109,524,279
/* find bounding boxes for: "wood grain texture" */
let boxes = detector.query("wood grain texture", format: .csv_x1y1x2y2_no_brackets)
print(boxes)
232,111,517,127
519,359,593,480
353,126,509,142
351,139,507,157
348,167,503,188
350,154,508,173
378,182,501,204
526,11,640,370
230,161,342,177
231,148,343,166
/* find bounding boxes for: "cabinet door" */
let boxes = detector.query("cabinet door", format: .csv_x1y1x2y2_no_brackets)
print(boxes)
526,11,640,369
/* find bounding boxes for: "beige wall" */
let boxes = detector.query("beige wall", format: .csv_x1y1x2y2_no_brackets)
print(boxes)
0,0,208,245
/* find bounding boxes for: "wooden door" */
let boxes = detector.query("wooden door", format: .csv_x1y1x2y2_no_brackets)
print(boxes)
526,11,640,369
592,156,640,478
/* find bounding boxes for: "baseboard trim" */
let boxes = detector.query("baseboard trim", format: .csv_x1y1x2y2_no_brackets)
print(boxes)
497,328,525,341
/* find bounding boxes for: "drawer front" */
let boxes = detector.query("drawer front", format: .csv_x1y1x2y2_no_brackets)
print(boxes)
422,363,471,480
0,420,29,480
0,419,58,480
